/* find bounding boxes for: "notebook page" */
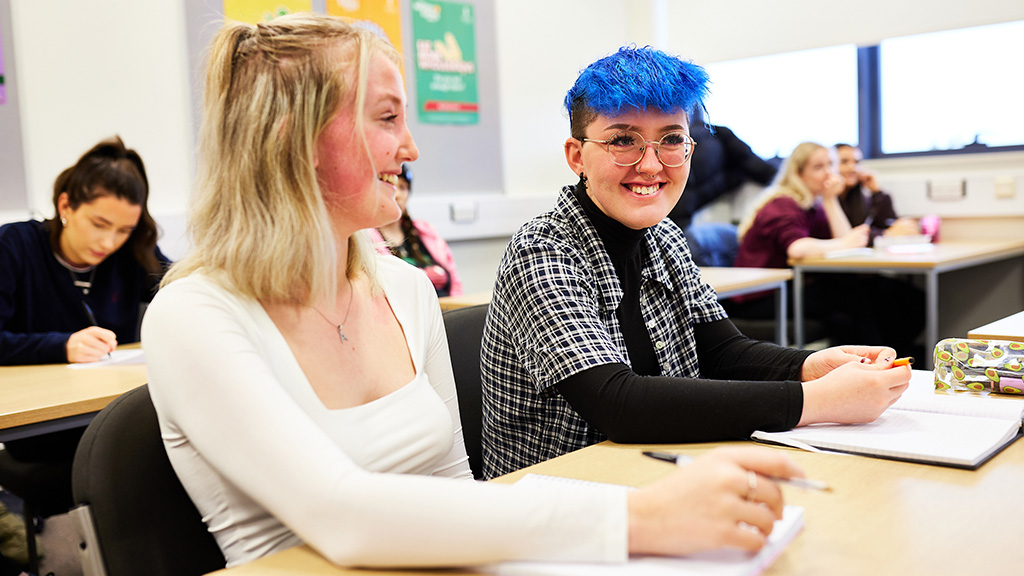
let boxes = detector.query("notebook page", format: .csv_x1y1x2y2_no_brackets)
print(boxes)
66,349,145,370
489,475,803,576
753,409,1020,467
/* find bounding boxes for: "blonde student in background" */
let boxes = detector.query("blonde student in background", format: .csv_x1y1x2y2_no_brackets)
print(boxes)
142,13,810,570
729,142,924,356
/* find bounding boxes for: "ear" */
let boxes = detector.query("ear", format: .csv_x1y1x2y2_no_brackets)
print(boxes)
57,192,70,217
564,137,585,176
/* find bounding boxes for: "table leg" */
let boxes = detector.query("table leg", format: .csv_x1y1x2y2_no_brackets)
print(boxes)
794,267,804,348
776,281,788,347
924,270,938,370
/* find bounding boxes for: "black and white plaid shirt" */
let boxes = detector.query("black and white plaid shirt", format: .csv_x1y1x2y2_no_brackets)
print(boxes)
481,186,727,478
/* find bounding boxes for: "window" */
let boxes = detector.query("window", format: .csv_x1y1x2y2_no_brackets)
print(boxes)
878,20,1024,155
701,20,1024,159
703,45,859,160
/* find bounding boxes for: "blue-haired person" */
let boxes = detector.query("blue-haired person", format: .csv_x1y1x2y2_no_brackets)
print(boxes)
481,46,913,479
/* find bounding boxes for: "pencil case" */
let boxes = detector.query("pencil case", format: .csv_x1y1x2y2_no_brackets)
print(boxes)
933,338,1024,395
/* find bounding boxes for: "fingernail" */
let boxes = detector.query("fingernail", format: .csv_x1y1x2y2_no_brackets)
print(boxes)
884,356,894,363
859,358,868,363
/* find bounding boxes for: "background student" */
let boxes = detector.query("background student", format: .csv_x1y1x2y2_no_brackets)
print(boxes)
729,142,924,355
0,135,168,537
0,135,168,366
144,14,805,569
481,48,912,480
369,164,463,296
669,109,778,267
834,143,919,245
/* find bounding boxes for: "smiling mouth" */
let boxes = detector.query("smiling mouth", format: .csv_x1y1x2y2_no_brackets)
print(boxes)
628,184,660,196
378,173,398,186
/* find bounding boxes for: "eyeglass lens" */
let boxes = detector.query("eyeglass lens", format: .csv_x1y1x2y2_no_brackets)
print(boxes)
606,130,693,167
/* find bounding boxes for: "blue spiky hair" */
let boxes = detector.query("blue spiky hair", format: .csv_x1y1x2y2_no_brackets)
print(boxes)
564,45,710,139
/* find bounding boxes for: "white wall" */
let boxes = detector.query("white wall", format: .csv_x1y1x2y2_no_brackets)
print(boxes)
6,0,1024,272
9,0,193,219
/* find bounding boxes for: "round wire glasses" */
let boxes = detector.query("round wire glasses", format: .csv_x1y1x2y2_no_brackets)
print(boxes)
580,130,696,168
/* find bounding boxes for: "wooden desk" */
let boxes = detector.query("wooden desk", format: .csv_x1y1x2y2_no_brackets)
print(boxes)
438,291,492,311
702,267,793,346
0,345,147,443
437,268,794,344
208,436,1024,576
968,310,1024,342
789,240,1024,367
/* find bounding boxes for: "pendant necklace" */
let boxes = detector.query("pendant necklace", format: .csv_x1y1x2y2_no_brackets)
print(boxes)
56,251,97,295
312,288,355,343
69,267,97,295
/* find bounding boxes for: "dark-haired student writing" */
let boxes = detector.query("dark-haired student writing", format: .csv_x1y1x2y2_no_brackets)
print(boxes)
0,136,169,470
0,136,169,367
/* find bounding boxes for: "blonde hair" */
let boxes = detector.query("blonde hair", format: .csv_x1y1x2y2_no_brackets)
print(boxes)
164,13,401,305
737,141,826,240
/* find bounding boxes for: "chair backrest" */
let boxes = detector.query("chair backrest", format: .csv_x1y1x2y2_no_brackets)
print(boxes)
71,385,225,576
442,304,488,480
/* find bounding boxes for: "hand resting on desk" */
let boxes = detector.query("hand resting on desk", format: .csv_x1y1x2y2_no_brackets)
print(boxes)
798,346,912,426
627,447,803,557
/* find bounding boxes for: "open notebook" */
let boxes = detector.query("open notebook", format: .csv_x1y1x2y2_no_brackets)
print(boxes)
752,370,1024,469
486,474,803,576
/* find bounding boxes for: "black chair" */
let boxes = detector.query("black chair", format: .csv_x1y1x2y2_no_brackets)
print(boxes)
70,385,225,576
442,304,488,480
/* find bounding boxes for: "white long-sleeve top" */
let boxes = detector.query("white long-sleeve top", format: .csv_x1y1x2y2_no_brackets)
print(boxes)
142,256,627,569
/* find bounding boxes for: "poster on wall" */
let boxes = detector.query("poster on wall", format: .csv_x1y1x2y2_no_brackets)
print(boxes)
327,0,404,56
411,0,478,125
223,0,312,24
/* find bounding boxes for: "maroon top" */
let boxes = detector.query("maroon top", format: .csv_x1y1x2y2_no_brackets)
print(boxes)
732,196,830,303
736,196,831,269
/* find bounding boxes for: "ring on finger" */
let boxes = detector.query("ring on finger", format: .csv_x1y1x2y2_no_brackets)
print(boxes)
745,470,758,502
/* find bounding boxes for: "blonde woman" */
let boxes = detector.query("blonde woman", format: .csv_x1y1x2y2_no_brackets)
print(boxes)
735,141,867,266
142,14,812,570
730,142,921,354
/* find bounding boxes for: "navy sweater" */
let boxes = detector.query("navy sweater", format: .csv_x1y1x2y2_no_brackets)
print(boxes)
0,220,169,365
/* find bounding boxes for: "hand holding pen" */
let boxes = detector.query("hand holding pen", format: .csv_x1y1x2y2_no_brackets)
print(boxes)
66,302,117,363
627,447,805,556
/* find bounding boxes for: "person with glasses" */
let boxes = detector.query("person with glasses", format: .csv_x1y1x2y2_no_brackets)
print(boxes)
143,18,812,568
481,46,912,479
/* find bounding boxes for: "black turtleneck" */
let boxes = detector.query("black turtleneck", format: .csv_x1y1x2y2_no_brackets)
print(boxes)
555,181,809,443
573,183,659,375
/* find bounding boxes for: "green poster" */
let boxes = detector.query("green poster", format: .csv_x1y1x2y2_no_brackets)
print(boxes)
411,0,478,125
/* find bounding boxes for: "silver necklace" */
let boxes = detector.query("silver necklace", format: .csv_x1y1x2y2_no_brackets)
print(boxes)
68,267,97,295
312,288,355,343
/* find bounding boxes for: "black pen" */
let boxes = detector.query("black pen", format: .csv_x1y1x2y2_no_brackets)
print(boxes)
642,451,831,492
81,301,112,359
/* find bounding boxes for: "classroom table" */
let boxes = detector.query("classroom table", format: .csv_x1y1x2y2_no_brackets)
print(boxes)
438,290,493,311
789,240,1024,367
207,431,1024,576
702,267,792,346
438,268,794,345
968,310,1024,343
0,344,147,443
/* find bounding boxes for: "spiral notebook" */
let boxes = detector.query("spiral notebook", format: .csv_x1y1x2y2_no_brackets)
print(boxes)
487,474,803,576
751,370,1024,469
